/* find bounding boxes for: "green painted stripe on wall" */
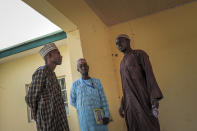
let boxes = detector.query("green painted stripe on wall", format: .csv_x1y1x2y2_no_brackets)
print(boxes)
0,31,67,59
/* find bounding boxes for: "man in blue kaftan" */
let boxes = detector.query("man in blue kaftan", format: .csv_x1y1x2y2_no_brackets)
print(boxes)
70,58,110,131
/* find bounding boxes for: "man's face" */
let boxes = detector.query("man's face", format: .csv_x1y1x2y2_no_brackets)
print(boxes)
49,49,62,65
115,37,129,52
77,62,89,75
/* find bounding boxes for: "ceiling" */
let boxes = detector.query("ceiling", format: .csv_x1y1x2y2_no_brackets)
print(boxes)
84,0,196,26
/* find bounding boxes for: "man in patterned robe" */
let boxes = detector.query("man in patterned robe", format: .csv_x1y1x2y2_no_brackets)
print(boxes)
25,43,69,131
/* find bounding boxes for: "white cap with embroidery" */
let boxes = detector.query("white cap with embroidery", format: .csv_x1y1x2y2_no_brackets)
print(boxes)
39,43,57,58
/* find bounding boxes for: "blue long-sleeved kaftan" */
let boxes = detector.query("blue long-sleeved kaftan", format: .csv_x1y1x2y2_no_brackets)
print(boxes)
70,78,109,131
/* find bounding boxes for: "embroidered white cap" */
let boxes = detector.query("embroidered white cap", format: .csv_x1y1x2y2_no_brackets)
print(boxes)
39,43,58,58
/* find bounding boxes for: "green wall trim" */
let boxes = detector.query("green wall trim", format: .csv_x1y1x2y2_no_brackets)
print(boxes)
0,31,67,59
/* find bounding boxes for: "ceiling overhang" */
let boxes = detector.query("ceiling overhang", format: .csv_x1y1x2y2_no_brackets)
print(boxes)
84,0,196,26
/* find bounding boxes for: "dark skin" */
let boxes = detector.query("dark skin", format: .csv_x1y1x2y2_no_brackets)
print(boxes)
77,62,110,125
115,36,159,118
115,37,133,55
116,37,132,118
77,62,90,80
45,49,62,71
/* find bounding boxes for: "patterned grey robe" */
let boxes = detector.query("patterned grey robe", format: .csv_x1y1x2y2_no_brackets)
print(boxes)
25,65,69,131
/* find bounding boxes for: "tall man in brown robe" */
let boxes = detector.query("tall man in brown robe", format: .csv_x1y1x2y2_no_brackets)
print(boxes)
116,34,163,131
25,43,69,131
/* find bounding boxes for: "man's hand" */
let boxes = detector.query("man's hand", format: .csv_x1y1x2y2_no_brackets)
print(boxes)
119,106,124,118
152,100,159,118
102,117,110,125
152,107,159,118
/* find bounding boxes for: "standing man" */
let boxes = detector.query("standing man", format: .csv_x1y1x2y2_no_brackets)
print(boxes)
25,43,69,131
70,58,110,131
116,34,163,131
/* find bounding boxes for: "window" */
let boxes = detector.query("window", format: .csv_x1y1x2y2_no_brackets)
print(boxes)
26,76,69,123
58,76,69,115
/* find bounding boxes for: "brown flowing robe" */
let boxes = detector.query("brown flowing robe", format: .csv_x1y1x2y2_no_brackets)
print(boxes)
120,50,163,131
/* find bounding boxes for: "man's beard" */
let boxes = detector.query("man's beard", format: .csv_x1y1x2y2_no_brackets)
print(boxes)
121,48,127,53
53,59,62,65
82,72,88,76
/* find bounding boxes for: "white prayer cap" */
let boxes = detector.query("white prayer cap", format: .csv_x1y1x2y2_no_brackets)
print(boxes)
116,34,130,40
39,43,58,58
77,58,87,65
